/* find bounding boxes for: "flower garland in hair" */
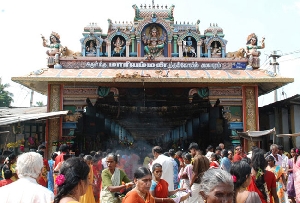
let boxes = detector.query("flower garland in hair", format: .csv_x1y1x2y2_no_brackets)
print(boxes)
55,174,66,186
256,167,264,179
232,175,237,183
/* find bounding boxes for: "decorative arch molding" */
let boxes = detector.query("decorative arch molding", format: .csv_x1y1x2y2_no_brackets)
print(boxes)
110,87,119,102
135,17,173,37
178,31,201,42
80,35,104,57
205,36,227,48
107,30,130,42
188,88,198,103
97,87,119,102
82,35,103,47
188,87,209,103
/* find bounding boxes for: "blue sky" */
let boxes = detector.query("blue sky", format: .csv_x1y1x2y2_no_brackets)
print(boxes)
0,0,300,107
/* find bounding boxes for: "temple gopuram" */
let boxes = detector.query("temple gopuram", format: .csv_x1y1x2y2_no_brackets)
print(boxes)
12,4,294,156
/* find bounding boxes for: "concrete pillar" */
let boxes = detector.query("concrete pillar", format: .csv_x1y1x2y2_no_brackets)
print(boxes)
115,124,119,138
111,121,115,136
281,108,289,150
107,42,111,57
137,39,141,57
274,107,281,144
186,120,193,138
173,35,178,54
168,41,172,57
269,114,275,143
47,84,62,158
222,47,225,58
197,44,201,58
291,105,300,147
126,44,129,57
178,42,183,57
192,118,199,138
242,86,259,152
131,35,135,52
208,48,211,58
105,119,111,134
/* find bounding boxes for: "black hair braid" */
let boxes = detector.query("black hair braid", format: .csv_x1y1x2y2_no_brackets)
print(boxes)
233,190,236,203
251,151,268,201
294,148,299,164
53,157,89,203
255,173,267,200
230,161,250,190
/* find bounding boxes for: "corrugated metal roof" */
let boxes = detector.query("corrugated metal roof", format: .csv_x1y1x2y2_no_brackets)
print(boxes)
0,110,68,126
0,106,47,117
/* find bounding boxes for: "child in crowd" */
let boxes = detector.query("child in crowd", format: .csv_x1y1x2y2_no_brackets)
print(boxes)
150,163,190,203
0,170,13,187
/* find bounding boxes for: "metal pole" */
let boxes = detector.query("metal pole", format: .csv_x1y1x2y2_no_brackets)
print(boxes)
269,51,281,102
30,90,34,107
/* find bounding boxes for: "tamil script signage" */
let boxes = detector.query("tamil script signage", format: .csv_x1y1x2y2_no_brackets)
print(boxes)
60,61,247,70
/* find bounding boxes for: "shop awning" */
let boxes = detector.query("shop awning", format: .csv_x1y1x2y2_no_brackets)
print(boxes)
237,128,276,141
277,132,300,137
0,111,68,126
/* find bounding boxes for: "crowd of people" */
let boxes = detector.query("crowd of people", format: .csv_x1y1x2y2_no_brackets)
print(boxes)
0,142,299,203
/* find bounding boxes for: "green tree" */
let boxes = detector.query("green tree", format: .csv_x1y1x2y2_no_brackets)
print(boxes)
35,101,44,106
0,83,14,107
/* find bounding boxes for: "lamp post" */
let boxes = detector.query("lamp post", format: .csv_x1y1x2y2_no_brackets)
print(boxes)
269,51,281,102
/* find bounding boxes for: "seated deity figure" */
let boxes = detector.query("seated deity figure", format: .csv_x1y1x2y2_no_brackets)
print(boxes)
142,25,166,58
112,37,125,56
245,33,265,69
41,31,63,67
86,40,97,56
182,37,197,57
211,42,221,58
186,37,193,47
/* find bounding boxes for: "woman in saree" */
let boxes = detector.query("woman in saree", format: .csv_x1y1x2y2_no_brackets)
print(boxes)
293,148,300,203
92,154,102,203
100,153,134,203
150,163,190,203
287,148,296,203
48,152,58,192
79,155,95,203
248,150,279,203
122,166,155,203
266,156,287,203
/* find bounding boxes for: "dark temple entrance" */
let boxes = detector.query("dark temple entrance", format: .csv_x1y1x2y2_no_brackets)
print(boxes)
71,87,231,153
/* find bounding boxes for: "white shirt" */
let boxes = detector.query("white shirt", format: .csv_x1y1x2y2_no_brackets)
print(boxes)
0,176,54,203
281,154,289,172
205,151,213,159
151,154,174,191
267,153,283,167
102,157,107,169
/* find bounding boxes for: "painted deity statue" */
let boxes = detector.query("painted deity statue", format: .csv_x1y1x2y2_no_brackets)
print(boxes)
245,33,265,69
113,37,124,54
86,40,97,56
41,31,63,67
142,25,166,58
182,37,197,57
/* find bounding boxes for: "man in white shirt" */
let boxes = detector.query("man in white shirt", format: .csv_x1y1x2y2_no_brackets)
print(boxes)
266,144,283,166
150,146,174,191
102,152,108,169
278,145,289,172
0,152,54,203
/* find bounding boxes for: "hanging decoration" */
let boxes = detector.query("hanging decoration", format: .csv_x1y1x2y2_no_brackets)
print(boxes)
198,87,209,98
97,87,110,97
7,139,25,148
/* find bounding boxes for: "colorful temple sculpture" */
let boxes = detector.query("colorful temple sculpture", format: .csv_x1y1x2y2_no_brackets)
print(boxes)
12,4,293,156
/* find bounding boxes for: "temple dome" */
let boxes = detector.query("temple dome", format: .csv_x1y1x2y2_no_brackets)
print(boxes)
204,23,223,36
